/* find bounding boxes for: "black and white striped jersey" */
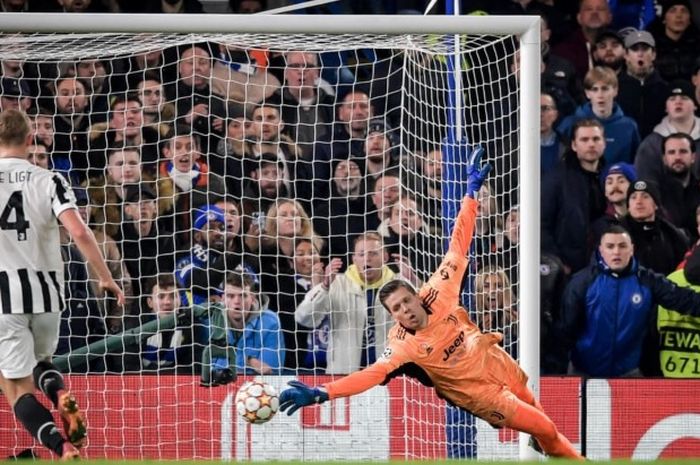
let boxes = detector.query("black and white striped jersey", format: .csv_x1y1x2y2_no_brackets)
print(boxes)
0,158,76,314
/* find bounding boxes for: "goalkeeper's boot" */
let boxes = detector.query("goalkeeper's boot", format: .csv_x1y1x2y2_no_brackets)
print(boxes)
528,435,546,456
58,392,87,448
60,442,80,461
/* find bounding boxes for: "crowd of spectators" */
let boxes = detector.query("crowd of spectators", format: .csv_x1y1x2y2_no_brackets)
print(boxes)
536,0,700,378
2,0,700,380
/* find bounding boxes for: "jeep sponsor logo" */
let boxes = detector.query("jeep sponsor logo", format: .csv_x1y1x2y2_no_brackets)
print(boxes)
442,330,465,361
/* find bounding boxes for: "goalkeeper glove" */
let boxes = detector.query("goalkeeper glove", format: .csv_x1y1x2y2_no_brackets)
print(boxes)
279,380,329,416
465,145,492,198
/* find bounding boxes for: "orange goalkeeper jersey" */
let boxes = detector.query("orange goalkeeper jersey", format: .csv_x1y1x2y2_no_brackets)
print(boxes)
324,196,527,427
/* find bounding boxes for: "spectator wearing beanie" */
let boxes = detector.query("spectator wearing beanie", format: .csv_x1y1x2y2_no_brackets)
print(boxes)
590,162,637,244
635,81,700,189
621,180,689,275
649,0,700,82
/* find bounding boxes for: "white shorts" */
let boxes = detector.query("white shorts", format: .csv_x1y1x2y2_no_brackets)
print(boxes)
0,313,60,379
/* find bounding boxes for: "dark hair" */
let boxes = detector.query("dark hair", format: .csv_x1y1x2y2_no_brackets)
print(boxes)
368,168,402,194
106,145,140,163
663,132,696,154
110,93,142,112
224,272,255,291
28,106,54,118
215,195,241,213
378,279,417,311
571,118,605,140
147,273,177,295
137,70,163,85
29,138,47,149
254,91,282,110
165,124,200,149
54,75,87,94
177,42,212,59
600,224,630,241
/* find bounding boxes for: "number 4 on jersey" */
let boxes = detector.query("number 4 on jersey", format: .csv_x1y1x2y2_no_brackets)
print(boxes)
0,190,30,241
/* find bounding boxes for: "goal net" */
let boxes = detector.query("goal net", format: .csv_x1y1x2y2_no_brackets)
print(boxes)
0,16,536,461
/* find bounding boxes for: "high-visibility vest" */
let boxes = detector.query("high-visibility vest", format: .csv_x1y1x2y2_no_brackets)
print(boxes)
657,270,700,378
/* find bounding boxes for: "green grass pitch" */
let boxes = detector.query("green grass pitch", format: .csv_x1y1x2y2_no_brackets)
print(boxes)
5,460,694,464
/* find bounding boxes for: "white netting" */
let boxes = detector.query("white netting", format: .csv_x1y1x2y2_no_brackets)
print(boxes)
0,30,520,460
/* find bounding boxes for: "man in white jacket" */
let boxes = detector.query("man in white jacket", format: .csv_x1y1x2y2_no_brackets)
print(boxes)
296,231,418,374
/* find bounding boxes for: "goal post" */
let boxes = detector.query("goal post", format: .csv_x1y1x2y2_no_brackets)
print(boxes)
0,13,541,460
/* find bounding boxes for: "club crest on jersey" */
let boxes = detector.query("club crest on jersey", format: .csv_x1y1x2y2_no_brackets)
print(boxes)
631,293,642,305
380,347,393,360
418,343,433,356
445,314,459,326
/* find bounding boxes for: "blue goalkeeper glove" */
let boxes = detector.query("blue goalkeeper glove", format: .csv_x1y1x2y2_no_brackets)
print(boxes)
466,145,492,198
279,380,329,416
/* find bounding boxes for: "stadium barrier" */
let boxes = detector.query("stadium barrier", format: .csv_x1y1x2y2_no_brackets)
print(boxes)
1,376,698,460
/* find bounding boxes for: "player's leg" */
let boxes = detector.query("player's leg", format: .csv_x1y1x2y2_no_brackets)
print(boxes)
0,315,78,460
505,398,583,460
32,312,87,448
510,382,546,412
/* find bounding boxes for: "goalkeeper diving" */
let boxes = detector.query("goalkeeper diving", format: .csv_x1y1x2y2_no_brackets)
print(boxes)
279,147,583,460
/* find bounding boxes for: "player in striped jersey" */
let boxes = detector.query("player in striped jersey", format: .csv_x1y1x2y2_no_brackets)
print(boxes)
279,147,584,459
0,110,125,460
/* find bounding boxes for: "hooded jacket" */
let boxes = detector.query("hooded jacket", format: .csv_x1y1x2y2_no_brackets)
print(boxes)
295,265,396,374
635,115,700,185
557,102,640,165
541,153,607,272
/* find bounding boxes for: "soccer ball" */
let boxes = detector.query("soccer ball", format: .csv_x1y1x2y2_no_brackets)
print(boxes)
235,380,279,424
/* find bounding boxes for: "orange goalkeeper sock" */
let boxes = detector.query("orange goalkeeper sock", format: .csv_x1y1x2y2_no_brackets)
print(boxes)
506,401,584,460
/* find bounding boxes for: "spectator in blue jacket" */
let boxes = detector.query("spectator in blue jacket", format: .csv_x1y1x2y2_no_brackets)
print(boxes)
558,66,640,165
175,205,227,305
223,272,285,375
553,224,700,377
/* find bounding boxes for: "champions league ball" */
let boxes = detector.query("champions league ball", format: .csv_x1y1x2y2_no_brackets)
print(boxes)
235,381,279,424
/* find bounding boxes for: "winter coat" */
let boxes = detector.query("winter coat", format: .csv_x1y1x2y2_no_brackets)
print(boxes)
556,252,700,377
295,265,396,374
541,154,606,272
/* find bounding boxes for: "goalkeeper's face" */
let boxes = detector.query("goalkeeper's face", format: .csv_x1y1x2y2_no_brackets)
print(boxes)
384,286,428,331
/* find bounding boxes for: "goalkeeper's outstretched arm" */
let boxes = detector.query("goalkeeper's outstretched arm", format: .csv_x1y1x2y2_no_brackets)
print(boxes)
278,363,393,415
